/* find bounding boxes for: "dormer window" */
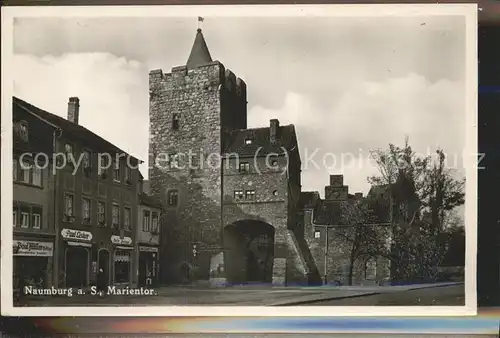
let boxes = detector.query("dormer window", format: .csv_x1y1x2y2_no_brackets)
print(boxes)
18,122,28,141
172,114,180,130
245,139,252,145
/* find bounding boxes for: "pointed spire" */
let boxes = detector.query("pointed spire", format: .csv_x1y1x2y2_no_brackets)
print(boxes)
186,28,213,69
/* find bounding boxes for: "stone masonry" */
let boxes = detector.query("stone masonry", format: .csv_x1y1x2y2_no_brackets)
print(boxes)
301,175,391,285
148,28,321,286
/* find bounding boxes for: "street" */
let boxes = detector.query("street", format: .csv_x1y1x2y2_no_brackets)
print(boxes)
14,282,464,307
300,284,465,306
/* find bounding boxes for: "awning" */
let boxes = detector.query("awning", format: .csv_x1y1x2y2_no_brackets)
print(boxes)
114,252,131,262
67,241,92,248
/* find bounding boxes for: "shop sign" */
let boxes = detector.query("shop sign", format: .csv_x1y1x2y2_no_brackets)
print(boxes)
13,240,53,257
139,246,158,253
61,228,92,242
111,235,132,245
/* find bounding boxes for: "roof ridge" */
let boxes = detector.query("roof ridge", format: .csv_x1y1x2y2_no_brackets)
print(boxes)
13,96,143,163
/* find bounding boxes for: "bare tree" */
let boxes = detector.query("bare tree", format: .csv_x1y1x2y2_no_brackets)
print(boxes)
367,139,465,283
334,200,390,285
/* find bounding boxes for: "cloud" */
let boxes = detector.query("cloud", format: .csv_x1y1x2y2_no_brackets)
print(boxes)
13,53,150,174
248,73,465,195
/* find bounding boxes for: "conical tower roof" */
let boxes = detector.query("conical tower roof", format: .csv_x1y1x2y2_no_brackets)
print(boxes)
186,28,213,69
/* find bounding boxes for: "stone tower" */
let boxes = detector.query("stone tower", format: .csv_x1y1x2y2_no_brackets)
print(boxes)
148,29,247,284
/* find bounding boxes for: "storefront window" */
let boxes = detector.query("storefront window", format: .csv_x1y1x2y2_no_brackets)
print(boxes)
114,250,130,283
15,256,48,290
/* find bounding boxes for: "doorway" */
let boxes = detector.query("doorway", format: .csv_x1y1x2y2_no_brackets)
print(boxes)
98,249,110,286
65,246,89,288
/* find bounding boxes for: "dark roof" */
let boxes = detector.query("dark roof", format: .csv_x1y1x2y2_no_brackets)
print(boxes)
223,125,297,157
13,97,142,163
139,192,163,209
312,198,392,225
186,29,213,69
367,184,390,198
313,200,349,225
299,191,321,209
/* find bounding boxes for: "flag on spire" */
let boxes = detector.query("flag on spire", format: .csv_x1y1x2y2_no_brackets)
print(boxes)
198,16,204,22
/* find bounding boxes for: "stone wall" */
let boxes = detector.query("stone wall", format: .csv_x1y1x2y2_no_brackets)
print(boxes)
149,61,250,284
303,209,391,285
222,155,319,285
149,62,224,284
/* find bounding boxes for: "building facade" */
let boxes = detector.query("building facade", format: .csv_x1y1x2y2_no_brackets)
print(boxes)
301,175,392,286
13,99,58,293
14,97,142,289
149,29,320,286
137,173,163,287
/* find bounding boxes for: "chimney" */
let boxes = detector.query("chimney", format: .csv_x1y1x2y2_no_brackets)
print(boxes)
270,119,279,144
67,97,80,124
329,174,344,187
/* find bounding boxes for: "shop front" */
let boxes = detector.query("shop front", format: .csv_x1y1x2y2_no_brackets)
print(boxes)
13,238,54,292
111,235,134,286
60,228,92,288
138,245,159,287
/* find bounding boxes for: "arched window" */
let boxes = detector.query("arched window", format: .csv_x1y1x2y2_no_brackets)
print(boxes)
365,258,377,280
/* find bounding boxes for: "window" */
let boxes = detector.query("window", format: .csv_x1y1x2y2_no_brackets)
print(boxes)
124,207,131,230
245,139,252,144
13,206,17,227
167,190,178,206
19,122,28,141
112,204,120,228
13,159,18,181
168,154,178,169
97,201,106,226
83,150,92,177
143,211,150,231
113,162,121,182
20,211,29,228
151,212,159,233
245,190,255,201
234,190,244,202
125,166,132,184
314,231,321,239
64,143,74,164
98,156,109,178
32,212,41,229
172,114,180,130
82,198,91,224
20,160,30,183
32,166,42,186
64,194,74,220
238,162,250,173
114,250,131,283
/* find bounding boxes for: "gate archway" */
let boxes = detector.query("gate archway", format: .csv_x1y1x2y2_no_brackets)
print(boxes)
223,220,275,285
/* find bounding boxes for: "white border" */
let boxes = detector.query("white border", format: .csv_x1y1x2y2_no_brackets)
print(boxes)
1,4,477,317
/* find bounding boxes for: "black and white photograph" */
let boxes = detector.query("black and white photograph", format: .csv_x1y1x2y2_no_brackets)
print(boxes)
1,4,477,316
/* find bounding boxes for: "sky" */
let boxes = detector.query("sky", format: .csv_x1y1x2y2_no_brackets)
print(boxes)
12,15,467,196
